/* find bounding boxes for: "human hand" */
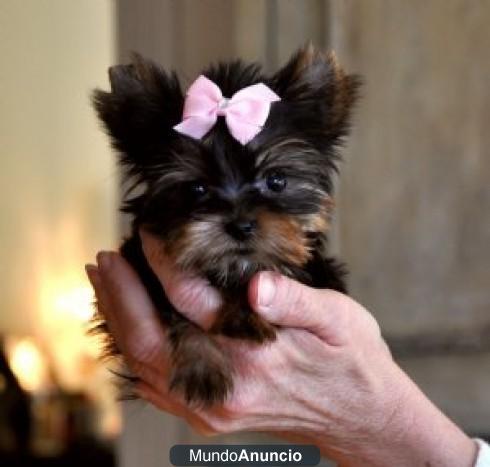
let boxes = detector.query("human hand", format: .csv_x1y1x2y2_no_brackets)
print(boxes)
86,233,477,467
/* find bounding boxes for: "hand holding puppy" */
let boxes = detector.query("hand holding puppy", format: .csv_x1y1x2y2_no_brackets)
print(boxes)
85,231,477,467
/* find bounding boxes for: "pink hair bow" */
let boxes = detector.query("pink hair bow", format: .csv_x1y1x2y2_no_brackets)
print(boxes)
173,75,281,145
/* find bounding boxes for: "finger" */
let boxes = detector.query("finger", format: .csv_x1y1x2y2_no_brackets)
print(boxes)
248,272,347,345
129,356,171,391
137,382,187,416
85,263,111,317
140,229,221,329
137,382,215,435
93,251,169,369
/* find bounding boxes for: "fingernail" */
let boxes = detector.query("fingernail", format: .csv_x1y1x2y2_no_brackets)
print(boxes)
258,272,277,309
96,251,113,271
85,264,101,287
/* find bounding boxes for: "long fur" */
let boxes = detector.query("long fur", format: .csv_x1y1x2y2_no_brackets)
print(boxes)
92,45,361,406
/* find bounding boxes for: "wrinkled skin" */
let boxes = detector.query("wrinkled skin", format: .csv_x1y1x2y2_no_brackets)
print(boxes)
85,231,477,467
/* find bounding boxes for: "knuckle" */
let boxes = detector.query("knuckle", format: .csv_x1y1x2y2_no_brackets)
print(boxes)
163,279,180,303
165,277,201,310
126,336,162,366
281,281,308,319
168,283,196,313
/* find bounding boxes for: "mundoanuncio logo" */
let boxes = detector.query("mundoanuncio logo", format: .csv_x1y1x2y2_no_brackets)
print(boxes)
170,444,320,466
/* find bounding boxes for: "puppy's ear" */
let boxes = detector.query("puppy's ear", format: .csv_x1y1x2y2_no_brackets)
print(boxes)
270,44,361,141
92,53,183,170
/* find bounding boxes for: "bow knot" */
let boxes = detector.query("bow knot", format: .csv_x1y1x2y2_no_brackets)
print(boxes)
173,75,281,145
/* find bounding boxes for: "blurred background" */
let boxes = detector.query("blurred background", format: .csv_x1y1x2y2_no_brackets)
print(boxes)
0,1,489,466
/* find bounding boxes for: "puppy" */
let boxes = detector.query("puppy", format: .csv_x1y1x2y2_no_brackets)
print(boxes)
92,44,360,406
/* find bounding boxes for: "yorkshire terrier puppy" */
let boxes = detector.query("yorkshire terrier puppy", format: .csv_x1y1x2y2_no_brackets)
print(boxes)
92,44,360,406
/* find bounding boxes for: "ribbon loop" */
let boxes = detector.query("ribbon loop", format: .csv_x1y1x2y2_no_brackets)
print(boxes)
173,75,280,145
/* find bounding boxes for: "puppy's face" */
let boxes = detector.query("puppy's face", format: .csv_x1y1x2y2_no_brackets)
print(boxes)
140,131,334,283
93,46,360,284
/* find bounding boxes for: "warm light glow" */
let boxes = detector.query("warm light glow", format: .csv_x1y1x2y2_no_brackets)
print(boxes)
38,270,103,386
53,284,95,322
26,216,119,434
7,338,49,392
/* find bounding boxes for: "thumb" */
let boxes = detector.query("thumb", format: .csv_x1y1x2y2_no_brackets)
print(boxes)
248,272,346,345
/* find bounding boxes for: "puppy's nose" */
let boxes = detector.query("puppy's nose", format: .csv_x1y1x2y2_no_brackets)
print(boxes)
225,218,257,241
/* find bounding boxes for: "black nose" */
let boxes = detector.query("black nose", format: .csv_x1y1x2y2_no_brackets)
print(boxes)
225,218,257,240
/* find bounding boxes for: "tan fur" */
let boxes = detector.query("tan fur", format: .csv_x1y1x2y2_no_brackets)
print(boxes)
300,196,334,233
257,211,312,266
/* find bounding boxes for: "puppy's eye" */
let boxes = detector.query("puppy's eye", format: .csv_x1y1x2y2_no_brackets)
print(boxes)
265,171,287,192
189,181,208,198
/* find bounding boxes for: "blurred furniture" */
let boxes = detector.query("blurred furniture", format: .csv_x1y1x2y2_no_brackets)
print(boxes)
0,338,115,467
